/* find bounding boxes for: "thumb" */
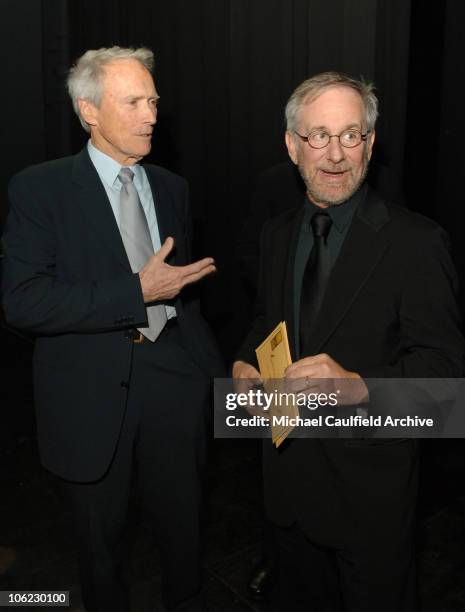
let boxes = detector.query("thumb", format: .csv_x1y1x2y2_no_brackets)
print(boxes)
157,236,175,261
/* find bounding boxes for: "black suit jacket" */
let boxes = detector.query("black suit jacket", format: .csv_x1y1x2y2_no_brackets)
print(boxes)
236,185,465,541
235,161,305,296
2,148,223,482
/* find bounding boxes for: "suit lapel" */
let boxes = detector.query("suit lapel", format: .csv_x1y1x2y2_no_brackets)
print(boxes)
71,149,182,269
71,149,131,271
272,207,305,361
304,188,392,355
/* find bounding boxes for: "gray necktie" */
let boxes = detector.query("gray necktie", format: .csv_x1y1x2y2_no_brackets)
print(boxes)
119,167,167,342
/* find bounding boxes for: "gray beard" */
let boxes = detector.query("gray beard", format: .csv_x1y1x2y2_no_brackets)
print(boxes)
299,158,370,208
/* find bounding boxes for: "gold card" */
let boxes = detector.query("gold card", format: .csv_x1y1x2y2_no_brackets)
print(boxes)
255,321,292,379
255,322,298,447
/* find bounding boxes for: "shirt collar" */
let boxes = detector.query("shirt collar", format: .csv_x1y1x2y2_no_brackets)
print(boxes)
303,182,367,233
87,140,143,189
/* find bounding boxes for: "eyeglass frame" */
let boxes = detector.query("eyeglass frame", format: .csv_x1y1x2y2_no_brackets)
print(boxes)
293,128,372,149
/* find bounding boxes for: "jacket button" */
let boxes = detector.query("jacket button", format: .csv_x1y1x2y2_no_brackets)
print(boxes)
120,381,129,389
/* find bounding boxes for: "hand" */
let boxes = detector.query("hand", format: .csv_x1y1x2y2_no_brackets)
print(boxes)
232,361,265,416
232,360,262,392
285,353,368,405
139,237,216,303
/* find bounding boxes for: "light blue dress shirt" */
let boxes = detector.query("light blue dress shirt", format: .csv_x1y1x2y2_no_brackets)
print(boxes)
87,140,176,319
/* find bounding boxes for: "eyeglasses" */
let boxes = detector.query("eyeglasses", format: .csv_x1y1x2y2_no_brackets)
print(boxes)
294,129,370,149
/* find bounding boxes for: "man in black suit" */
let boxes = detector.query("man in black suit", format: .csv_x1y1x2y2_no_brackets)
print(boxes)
233,72,464,611
2,46,222,612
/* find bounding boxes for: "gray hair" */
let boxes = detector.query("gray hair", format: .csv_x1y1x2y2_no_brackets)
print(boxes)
285,71,378,134
67,46,155,132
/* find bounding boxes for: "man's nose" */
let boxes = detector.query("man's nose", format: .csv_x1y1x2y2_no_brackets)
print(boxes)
326,136,345,164
142,102,157,124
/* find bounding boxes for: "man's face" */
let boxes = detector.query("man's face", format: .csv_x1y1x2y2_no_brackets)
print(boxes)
285,86,375,208
79,58,158,165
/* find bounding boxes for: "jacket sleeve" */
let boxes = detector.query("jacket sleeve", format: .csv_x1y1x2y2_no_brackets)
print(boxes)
1,173,148,335
234,221,273,368
359,225,465,379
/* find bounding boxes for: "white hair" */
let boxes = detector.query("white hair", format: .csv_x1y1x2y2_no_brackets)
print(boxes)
285,71,379,134
67,46,155,132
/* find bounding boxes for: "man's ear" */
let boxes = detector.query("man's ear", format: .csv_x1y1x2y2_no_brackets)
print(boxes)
366,129,375,161
285,131,299,165
78,98,98,128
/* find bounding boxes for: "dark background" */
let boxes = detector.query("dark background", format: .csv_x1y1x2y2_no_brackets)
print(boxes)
2,0,465,355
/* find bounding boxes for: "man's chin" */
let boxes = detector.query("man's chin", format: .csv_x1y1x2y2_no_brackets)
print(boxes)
133,143,152,158
140,146,152,157
307,186,355,207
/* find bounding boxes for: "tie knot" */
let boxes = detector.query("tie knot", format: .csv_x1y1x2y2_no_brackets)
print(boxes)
119,167,135,184
311,212,332,239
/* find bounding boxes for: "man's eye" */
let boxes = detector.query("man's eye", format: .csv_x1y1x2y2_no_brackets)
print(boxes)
310,131,328,141
342,131,359,141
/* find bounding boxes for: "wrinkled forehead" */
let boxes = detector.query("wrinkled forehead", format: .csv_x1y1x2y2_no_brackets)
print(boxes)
100,58,156,93
298,85,365,128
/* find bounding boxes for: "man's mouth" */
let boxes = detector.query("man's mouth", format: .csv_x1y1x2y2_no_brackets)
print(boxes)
320,169,347,175
320,169,348,181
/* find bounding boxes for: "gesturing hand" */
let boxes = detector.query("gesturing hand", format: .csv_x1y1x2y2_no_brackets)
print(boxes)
139,237,216,303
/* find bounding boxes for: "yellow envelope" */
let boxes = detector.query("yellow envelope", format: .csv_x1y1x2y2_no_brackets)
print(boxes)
255,322,298,447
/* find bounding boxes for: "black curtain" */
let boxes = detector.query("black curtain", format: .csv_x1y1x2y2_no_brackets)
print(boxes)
2,0,464,336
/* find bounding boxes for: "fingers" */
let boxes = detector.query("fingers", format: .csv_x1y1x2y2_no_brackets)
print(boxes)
156,236,215,279
286,365,320,380
182,264,217,287
140,240,218,302
233,363,261,393
285,354,334,378
234,377,259,395
157,236,175,261
181,257,216,277
173,257,216,290
286,367,312,381
232,361,261,379
243,368,262,381
283,354,364,404
286,356,324,378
